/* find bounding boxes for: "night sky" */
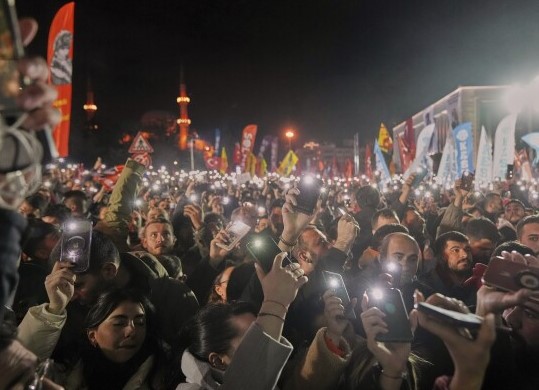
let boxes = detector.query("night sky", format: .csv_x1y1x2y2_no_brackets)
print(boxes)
15,0,539,162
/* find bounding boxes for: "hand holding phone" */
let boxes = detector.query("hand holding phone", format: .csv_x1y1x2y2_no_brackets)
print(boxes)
247,234,294,274
322,271,356,319
365,287,413,342
216,220,251,251
60,220,92,273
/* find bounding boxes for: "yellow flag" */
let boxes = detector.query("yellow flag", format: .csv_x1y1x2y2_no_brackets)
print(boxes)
377,123,393,154
277,150,299,176
258,157,268,177
219,147,228,174
248,152,256,177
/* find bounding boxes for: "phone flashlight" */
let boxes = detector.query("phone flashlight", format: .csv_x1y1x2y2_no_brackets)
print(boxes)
371,288,384,300
328,277,340,289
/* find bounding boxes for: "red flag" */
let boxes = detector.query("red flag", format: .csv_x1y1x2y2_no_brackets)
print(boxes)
365,143,373,179
240,125,258,170
344,159,353,178
47,2,75,157
397,134,413,173
233,142,242,166
205,156,221,170
404,118,416,159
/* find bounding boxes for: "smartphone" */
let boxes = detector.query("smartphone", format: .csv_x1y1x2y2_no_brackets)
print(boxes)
322,271,356,319
506,164,514,180
367,288,413,342
482,257,539,292
294,175,323,215
416,302,482,330
460,171,475,191
60,220,93,273
247,234,292,273
412,166,428,187
216,220,251,251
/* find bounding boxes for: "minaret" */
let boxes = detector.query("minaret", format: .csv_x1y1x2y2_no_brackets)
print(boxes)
176,68,191,150
83,79,98,130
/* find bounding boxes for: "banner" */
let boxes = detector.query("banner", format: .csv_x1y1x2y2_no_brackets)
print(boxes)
233,142,242,166
246,152,257,177
492,114,517,180
436,136,457,185
47,2,75,157
521,132,539,165
277,150,298,176
452,122,474,176
377,123,393,154
258,135,272,157
446,90,461,129
214,129,221,156
240,124,257,170
404,123,435,178
404,118,416,159
396,133,413,173
374,140,391,183
258,157,268,177
270,136,279,171
475,126,493,189
219,147,228,174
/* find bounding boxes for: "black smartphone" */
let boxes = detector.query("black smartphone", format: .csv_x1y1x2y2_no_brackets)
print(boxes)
367,288,413,343
60,220,92,273
322,270,356,319
246,234,292,274
506,164,514,180
416,302,482,330
294,175,323,215
411,166,428,187
460,171,474,191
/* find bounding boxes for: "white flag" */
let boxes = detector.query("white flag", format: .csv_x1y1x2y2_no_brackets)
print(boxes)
492,114,517,180
436,135,456,185
475,126,492,190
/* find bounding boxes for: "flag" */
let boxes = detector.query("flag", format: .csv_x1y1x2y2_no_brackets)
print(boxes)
95,165,124,191
219,147,228,174
515,148,533,181
377,123,393,154
492,114,517,180
47,2,75,157
396,133,413,173
214,129,221,156
374,140,391,183
233,142,242,166
452,122,474,176
436,136,457,185
258,135,272,156
365,143,373,179
270,137,279,171
205,156,221,170
404,124,435,178
475,126,492,189
404,118,416,159
258,157,268,177
277,150,299,176
344,159,353,178
240,124,257,170
247,152,257,177
522,133,539,165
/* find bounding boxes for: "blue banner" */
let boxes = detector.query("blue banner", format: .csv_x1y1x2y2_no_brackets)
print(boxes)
452,122,474,175
374,140,391,183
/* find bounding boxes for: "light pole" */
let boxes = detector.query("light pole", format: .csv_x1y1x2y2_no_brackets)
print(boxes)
285,130,295,150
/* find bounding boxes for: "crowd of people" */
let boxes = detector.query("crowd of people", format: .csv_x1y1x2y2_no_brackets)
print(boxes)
2,16,539,390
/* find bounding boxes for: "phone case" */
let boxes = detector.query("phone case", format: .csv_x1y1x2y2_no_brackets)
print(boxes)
368,288,413,343
294,176,323,215
482,257,539,292
60,220,93,273
417,302,482,330
246,235,286,273
322,271,356,319
216,220,251,251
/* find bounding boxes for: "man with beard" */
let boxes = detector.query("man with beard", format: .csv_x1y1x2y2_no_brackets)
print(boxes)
517,215,539,255
402,206,428,250
418,231,476,306
464,217,500,264
141,217,183,279
18,231,198,365
504,199,527,227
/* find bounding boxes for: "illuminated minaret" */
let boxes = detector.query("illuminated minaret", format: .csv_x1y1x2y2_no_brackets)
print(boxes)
176,68,191,150
83,79,98,131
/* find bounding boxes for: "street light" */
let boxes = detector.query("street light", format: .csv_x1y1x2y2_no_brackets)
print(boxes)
285,130,295,150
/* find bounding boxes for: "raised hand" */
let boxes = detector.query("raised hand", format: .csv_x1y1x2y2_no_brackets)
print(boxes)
323,289,356,345
45,261,75,315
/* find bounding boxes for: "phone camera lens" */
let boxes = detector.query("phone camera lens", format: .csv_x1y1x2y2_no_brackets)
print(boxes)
66,235,85,258
517,272,539,290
